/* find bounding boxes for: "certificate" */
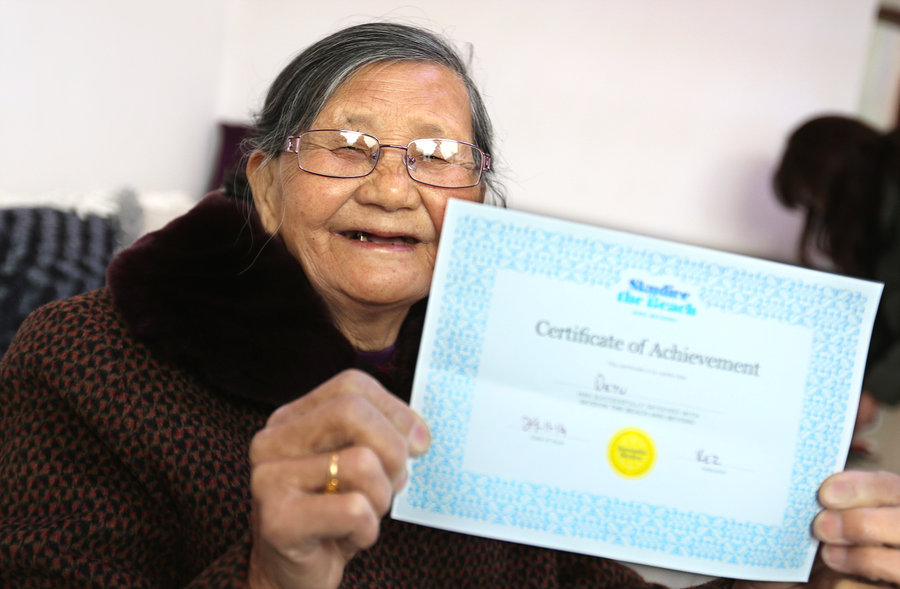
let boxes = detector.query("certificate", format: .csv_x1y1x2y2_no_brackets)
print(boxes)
391,199,883,582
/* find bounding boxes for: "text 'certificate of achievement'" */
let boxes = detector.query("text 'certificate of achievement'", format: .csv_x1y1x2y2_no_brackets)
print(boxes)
391,199,883,582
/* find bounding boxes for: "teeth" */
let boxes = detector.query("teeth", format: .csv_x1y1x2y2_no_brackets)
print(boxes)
343,231,418,245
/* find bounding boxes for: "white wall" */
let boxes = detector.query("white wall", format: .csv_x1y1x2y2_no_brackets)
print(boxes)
1,0,883,262
0,0,228,195
860,8,900,127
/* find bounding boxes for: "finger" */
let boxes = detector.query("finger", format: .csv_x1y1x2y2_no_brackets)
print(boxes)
820,544,900,586
254,487,384,554
813,506,900,547
252,448,395,516
268,369,431,454
251,394,411,486
831,580,896,589
320,447,397,510
819,471,900,509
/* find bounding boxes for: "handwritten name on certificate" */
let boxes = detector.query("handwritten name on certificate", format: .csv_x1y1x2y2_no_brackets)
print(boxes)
391,199,883,582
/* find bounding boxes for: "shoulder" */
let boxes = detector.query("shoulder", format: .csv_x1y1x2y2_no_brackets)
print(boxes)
1,288,148,407
6,288,122,362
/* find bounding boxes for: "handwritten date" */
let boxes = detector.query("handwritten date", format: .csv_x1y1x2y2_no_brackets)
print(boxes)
522,416,567,436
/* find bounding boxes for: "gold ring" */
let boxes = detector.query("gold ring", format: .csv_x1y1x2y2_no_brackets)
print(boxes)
324,452,340,494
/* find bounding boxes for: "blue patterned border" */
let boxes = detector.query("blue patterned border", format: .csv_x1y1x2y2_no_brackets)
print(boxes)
406,207,872,568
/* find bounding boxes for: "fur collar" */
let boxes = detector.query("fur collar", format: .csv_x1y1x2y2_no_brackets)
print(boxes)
106,192,425,407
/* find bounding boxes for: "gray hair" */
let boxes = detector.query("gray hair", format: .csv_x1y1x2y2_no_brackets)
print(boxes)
241,22,504,205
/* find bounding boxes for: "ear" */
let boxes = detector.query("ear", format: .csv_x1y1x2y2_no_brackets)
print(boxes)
247,150,283,235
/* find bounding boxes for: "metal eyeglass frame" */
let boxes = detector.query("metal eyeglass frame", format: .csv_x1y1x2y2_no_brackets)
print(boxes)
282,129,491,189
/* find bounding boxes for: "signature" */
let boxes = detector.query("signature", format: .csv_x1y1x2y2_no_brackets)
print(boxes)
696,449,721,466
594,373,627,395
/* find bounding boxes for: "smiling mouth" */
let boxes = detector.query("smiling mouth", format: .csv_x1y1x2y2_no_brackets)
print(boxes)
342,231,419,245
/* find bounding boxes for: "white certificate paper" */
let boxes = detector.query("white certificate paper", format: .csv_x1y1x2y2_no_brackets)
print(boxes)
391,200,883,582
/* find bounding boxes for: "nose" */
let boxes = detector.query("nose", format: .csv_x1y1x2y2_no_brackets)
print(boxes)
354,145,419,210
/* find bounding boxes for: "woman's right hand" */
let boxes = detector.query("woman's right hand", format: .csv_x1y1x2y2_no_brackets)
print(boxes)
246,369,431,589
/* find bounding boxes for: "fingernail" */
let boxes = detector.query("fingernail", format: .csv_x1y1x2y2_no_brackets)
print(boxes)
821,544,847,569
409,422,431,454
823,480,854,506
813,511,843,543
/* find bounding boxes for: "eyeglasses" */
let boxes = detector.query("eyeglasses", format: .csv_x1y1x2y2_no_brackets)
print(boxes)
282,129,491,189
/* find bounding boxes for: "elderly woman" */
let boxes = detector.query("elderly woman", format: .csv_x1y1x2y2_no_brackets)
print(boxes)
1,22,899,589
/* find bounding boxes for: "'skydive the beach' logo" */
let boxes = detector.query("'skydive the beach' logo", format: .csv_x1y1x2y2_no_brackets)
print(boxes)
617,278,697,316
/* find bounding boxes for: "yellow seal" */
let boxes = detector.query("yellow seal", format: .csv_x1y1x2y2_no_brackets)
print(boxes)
608,427,655,479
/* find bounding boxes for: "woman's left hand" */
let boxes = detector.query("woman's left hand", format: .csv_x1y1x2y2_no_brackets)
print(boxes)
812,470,900,584
736,470,900,589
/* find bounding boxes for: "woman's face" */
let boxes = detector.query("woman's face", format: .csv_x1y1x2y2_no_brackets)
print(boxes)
249,62,483,319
